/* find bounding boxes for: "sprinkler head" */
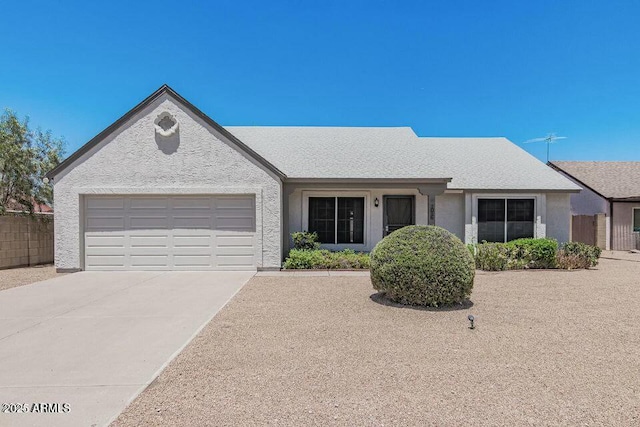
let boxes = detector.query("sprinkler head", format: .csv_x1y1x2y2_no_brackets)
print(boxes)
468,314,475,329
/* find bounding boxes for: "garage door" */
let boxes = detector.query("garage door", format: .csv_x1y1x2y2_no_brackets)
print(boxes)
83,195,256,271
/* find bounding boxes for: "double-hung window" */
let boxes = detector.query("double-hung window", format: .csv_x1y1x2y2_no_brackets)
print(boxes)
633,208,640,233
477,198,535,242
309,197,365,244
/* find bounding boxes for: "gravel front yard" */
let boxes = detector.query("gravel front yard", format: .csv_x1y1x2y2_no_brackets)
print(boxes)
0,265,65,291
114,258,640,426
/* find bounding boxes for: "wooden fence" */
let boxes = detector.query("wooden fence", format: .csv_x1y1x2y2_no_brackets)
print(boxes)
571,214,606,249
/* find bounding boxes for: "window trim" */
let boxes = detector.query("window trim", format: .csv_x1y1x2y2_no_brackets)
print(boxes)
302,191,370,248
475,196,538,243
633,207,640,233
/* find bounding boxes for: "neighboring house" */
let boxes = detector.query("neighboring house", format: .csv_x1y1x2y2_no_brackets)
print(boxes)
46,85,580,271
549,161,640,250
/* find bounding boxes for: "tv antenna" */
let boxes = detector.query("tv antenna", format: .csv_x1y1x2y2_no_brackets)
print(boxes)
524,133,567,162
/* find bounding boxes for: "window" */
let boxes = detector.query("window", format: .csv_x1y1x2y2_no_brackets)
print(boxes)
633,208,640,233
507,199,535,240
309,197,365,244
478,199,505,243
478,198,535,242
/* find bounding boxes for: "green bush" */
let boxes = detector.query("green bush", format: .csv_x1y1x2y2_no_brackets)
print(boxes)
474,238,557,270
474,242,510,271
325,249,371,269
283,249,329,269
467,244,476,257
291,231,320,250
370,225,475,307
473,238,601,271
557,242,602,269
504,238,558,269
283,248,370,269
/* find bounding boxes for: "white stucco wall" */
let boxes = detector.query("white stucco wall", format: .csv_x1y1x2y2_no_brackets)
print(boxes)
463,192,572,244
288,188,572,249
554,170,609,216
569,186,609,216
287,188,428,252
435,192,464,241
546,193,571,243
53,94,282,270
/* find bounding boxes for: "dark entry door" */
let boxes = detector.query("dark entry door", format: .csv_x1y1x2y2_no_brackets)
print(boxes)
383,196,415,236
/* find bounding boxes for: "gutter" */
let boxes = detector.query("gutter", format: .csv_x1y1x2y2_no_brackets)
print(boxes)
284,177,453,184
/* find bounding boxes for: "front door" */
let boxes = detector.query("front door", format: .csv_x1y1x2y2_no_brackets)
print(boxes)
383,196,415,236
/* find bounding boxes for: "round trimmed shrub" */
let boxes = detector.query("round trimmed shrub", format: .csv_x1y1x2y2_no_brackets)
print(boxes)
370,225,475,307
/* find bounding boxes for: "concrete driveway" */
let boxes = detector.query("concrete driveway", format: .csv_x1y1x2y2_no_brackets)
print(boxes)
0,270,254,427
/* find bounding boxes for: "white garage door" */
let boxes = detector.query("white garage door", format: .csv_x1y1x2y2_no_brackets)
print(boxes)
83,195,256,271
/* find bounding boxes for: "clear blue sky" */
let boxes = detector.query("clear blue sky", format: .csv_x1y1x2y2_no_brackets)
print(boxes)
1,0,639,162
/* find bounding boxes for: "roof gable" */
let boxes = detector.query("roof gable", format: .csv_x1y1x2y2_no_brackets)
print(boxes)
46,85,285,180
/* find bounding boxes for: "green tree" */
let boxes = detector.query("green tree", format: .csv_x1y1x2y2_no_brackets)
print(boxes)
0,109,65,214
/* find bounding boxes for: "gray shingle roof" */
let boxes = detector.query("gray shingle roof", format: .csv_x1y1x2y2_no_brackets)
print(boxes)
225,126,580,191
549,161,640,199
420,138,580,190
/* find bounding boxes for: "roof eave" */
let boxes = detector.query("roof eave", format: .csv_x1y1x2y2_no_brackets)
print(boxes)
284,177,453,184
446,186,582,193
610,197,640,202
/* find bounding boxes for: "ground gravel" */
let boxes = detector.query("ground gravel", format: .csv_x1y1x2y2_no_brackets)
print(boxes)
0,265,65,291
113,258,640,426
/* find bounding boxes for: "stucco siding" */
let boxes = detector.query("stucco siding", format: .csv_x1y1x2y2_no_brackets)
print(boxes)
462,192,571,244
435,193,464,241
546,193,571,243
569,186,609,216
611,202,640,250
554,170,609,216
53,94,282,270
287,188,428,252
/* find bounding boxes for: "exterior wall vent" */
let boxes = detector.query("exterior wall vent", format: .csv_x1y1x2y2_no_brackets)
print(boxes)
154,111,179,137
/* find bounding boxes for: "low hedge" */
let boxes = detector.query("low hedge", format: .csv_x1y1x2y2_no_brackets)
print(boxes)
283,249,370,269
472,238,601,271
557,242,602,269
474,242,510,271
504,238,558,269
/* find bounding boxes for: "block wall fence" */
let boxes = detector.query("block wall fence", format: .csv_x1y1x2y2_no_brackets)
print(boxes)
0,214,54,269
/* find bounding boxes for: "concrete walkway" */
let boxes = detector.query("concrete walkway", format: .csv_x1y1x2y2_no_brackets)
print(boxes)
0,271,254,427
600,250,640,262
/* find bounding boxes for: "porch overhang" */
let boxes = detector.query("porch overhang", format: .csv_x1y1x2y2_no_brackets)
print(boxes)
283,177,452,196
